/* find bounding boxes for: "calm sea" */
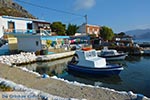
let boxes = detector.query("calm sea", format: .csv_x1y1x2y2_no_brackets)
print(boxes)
134,38,150,43
20,56,150,98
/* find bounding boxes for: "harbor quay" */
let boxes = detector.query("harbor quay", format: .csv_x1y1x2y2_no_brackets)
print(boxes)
0,46,149,67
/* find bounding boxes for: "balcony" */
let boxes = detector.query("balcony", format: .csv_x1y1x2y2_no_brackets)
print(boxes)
4,29,51,36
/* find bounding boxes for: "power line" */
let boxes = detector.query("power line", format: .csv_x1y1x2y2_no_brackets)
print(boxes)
64,17,84,24
14,0,84,17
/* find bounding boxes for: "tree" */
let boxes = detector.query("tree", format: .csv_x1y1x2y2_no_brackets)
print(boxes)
100,26,114,40
118,32,126,36
66,23,79,36
50,22,66,35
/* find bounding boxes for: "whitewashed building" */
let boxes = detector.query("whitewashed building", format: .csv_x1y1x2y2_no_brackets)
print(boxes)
0,16,51,37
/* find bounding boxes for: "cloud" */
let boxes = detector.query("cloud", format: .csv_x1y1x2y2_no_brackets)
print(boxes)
74,0,96,10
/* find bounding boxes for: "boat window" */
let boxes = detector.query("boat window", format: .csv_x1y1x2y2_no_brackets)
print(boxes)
91,51,96,57
85,51,96,58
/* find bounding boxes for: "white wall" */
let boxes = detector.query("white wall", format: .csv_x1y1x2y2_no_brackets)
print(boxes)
2,18,32,30
0,16,32,37
17,36,42,52
0,17,3,37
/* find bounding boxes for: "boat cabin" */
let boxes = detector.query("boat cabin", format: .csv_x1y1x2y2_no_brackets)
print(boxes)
74,49,106,68
100,50,118,56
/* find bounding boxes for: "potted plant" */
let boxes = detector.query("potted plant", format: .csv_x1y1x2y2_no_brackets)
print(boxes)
41,40,52,55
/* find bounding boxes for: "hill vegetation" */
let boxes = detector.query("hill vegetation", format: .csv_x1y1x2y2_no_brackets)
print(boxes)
0,0,35,19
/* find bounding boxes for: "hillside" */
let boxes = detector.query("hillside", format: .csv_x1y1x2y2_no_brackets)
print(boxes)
125,29,150,39
0,0,35,19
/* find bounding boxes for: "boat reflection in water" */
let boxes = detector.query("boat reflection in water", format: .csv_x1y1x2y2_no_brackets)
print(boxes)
21,57,72,76
65,71,122,86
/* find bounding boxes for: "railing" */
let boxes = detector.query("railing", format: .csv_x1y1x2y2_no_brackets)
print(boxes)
4,29,51,36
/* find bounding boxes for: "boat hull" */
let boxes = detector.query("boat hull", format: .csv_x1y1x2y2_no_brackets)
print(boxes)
67,64,123,77
98,54,127,60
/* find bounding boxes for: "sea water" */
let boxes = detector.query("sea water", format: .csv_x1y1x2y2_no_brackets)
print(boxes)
20,56,150,98
134,38,150,44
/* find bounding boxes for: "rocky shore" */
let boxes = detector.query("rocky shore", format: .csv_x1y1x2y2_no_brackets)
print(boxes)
0,52,149,100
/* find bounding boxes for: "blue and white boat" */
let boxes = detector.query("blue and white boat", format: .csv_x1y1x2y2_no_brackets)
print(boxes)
97,47,127,60
67,48,123,77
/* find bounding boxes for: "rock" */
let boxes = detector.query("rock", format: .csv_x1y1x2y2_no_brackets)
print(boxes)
0,52,37,65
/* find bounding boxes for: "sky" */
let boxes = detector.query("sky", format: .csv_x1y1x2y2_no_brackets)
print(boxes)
14,0,150,33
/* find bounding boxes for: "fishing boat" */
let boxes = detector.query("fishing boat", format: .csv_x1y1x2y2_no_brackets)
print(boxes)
97,47,127,60
67,48,123,77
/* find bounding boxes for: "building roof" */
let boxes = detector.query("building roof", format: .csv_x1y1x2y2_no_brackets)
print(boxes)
41,36,70,41
80,23,100,27
1,15,49,23
86,24,100,27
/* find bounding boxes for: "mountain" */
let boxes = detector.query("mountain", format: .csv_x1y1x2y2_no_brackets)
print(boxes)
0,0,35,19
125,29,150,40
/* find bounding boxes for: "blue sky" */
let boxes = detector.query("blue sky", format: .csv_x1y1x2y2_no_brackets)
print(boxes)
14,0,150,33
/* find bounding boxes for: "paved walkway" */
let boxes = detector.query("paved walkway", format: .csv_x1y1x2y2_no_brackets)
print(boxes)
0,63,137,100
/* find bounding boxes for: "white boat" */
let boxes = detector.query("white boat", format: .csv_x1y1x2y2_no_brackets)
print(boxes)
67,48,124,77
97,47,127,60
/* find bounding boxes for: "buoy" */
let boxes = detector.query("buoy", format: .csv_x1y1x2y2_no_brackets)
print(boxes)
42,74,49,78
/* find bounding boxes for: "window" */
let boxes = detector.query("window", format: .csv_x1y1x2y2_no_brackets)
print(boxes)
8,21,15,32
27,23,33,33
36,41,39,46
27,23,32,29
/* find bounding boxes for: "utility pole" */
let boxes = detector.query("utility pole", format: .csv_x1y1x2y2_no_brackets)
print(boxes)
84,14,87,24
84,14,88,34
